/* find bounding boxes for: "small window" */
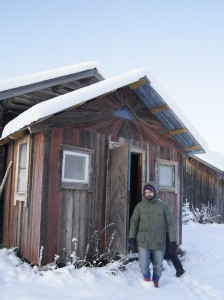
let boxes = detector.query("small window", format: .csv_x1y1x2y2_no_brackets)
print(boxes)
14,136,30,205
59,145,94,191
157,159,178,193
62,151,89,184
17,142,28,193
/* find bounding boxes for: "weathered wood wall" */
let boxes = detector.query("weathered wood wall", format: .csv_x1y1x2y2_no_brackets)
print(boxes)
3,126,184,264
3,133,45,263
3,129,109,264
39,128,110,264
182,157,224,223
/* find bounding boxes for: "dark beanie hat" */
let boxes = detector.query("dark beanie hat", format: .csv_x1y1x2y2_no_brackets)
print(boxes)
143,184,156,194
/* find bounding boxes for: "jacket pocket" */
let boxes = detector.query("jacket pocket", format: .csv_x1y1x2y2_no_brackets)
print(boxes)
137,229,146,243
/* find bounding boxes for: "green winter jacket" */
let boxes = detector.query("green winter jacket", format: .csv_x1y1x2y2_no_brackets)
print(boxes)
129,183,177,251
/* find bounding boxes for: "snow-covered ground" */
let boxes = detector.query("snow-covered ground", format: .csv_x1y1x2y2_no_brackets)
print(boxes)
0,221,223,300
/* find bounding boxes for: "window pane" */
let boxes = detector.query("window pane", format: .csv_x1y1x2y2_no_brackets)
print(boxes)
17,143,28,194
159,165,174,188
63,152,89,183
19,143,27,168
18,169,26,193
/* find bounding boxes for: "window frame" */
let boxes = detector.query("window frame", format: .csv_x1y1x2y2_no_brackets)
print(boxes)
59,144,94,191
14,135,30,206
156,159,178,193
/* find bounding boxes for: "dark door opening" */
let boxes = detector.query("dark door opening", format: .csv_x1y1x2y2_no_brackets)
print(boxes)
129,153,142,225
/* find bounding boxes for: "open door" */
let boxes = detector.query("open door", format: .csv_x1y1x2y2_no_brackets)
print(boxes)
108,144,130,255
107,144,145,256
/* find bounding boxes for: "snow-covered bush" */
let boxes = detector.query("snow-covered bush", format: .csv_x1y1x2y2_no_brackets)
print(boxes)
85,223,117,266
182,200,194,224
182,199,220,224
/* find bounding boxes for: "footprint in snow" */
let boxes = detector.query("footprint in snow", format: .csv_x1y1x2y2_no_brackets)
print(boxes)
179,273,219,300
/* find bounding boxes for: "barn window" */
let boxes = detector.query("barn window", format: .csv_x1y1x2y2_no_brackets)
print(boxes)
14,136,30,205
157,159,178,193
59,145,94,191
62,151,89,183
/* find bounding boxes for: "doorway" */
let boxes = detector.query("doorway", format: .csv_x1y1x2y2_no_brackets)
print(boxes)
129,153,142,224
108,144,145,255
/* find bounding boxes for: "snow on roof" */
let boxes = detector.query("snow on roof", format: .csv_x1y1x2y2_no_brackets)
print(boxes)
0,66,208,154
194,150,224,172
0,61,108,92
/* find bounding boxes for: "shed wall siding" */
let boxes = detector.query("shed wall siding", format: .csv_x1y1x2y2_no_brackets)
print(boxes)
41,128,109,263
183,157,224,223
3,127,185,264
3,133,44,263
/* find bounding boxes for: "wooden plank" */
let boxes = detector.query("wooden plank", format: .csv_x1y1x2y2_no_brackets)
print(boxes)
9,130,26,140
169,128,188,136
78,190,88,258
128,78,148,90
72,190,80,251
108,144,129,255
0,161,13,197
150,104,169,114
65,191,74,257
45,128,62,263
183,144,202,152
0,137,10,145
29,133,44,263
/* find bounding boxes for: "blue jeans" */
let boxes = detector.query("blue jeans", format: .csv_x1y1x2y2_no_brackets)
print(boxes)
138,247,164,281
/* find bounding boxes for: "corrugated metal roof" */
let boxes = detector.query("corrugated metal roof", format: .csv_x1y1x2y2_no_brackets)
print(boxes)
133,83,206,154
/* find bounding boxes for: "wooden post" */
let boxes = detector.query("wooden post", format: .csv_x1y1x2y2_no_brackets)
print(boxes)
0,161,13,198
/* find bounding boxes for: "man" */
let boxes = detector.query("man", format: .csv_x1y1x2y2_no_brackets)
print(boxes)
129,181,177,288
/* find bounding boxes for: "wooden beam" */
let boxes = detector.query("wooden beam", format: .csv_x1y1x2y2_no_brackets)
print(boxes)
0,137,10,145
9,130,26,140
150,104,169,114
128,78,148,90
183,144,203,152
0,70,96,101
0,161,13,197
169,128,188,136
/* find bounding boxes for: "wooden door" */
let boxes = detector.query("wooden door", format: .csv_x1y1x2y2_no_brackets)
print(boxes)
108,144,130,255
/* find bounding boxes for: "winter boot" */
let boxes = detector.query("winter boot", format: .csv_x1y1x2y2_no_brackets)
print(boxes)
153,280,159,288
176,268,185,277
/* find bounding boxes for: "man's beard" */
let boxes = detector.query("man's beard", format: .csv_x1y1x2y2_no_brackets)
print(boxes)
145,194,154,201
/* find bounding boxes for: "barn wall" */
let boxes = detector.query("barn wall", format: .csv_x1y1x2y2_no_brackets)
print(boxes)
3,133,45,263
39,127,110,264
182,157,224,223
3,126,185,264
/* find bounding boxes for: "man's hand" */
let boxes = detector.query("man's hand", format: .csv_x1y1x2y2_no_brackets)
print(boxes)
128,238,137,253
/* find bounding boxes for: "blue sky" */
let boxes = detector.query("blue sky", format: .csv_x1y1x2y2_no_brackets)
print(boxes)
1,0,224,152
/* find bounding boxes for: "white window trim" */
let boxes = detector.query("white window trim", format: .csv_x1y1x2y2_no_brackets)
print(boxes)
62,150,89,184
156,159,178,194
59,144,94,191
14,136,30,206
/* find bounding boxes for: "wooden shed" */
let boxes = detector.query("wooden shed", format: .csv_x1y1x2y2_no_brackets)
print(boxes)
0,62,105,246
0,65,207,265
183,152,224,223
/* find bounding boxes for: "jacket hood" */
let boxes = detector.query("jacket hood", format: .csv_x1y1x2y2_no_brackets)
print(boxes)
143,181,158,194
